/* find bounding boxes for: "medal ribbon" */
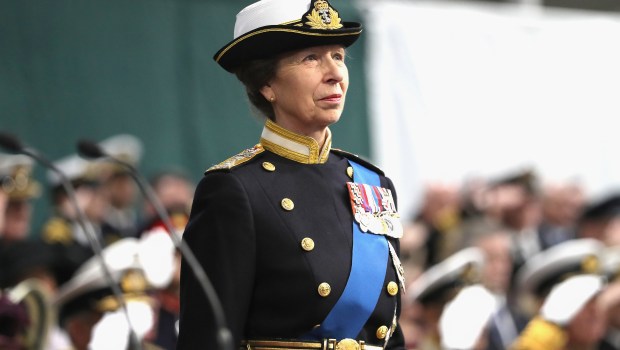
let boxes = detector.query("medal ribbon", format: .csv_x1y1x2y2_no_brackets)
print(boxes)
303,160,389,340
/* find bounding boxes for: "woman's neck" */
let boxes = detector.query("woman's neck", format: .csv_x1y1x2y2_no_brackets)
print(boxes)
272,119,328,149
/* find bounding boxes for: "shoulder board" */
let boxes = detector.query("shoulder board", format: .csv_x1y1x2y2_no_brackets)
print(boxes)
42,217,73,245
205,144,265,173
331,148,384,176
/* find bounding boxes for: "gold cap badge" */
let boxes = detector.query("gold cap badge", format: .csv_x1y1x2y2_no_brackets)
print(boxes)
305,0,343,30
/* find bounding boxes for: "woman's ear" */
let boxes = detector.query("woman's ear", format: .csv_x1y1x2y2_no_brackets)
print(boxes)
259,85,274,102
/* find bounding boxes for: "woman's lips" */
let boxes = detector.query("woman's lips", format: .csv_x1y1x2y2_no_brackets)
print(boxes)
320,94,342,102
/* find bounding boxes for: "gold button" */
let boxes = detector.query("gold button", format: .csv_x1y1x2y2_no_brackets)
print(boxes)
281,198,294,211
346,166,354,179
318,282,331,297
386,281,399,296
376,325,389,339
336,338,360,350
301,237,315,251
262,162,275,172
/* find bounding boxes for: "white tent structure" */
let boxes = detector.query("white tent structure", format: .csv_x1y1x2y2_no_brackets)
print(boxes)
363,0,620,219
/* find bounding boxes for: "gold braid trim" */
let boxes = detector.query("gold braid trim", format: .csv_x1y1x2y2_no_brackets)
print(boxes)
206,144,265,172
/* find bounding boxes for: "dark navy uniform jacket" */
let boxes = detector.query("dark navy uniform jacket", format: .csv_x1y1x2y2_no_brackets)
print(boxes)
178,120,406,349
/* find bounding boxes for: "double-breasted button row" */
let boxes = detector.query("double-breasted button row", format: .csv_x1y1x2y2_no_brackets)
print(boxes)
261,163,297,212
267,162,390,339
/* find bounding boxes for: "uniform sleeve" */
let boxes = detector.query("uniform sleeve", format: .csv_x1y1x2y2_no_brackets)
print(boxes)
509,317,567,350
177,171,256,350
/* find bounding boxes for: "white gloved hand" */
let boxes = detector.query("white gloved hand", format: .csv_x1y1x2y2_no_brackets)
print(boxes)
126,300,156,339
540,274,604,326
88,300,155,350
439,284,498,350
139,228,176,289
88,309,130,350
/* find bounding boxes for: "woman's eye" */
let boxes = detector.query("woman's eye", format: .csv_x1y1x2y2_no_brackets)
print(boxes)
303,54,318,61
333,53,344,61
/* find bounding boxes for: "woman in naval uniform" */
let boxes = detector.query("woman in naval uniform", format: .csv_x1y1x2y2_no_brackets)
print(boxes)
178,0,406,349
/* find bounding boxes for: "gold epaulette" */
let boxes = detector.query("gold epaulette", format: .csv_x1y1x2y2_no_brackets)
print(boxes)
509,317,567,350
205,144,265,173
41,217,73,245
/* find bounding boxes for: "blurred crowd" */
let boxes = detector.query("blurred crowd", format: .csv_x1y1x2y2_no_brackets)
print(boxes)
400,169,620,349
2,132,620,350
0,134,195,350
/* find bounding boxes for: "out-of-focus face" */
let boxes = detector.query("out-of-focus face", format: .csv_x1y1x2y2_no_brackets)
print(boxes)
478,233,513,294
598,281,620,329
542,182,585,226
85,186,110,224
419,183,461,229
106,174,137,208
567,297,607,346
603,217,620,246
260,45,348,139
0,190,7,235
154,176,194,213
2,199,32,241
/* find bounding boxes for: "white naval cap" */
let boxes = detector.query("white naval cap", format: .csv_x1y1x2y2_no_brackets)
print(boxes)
47,153,101,187
408,247,484,304
233,0,311,39
98,134,143,167
515,238,605,300
213,0,362,72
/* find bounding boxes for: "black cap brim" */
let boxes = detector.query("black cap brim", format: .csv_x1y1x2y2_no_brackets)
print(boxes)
214,22,362,73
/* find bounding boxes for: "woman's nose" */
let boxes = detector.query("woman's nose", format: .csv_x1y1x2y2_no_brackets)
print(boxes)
323,58,344,83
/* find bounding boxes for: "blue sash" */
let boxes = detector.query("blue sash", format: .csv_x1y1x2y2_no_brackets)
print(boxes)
304,160,389,340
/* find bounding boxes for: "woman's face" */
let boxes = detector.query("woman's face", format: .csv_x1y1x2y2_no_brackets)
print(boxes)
261,45,348,137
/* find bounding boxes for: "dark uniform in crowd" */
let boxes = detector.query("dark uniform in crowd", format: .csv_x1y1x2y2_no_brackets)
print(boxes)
41,153,123,248
178,0,406,349
97,134,143,241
